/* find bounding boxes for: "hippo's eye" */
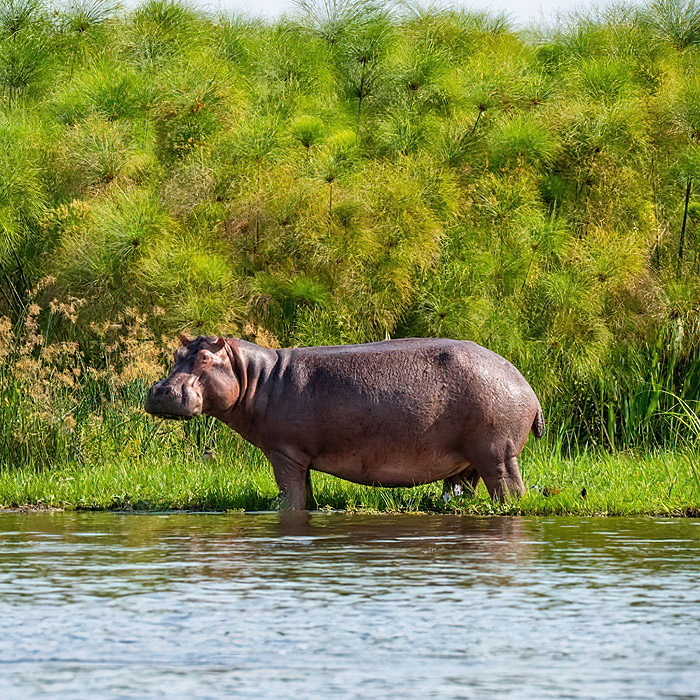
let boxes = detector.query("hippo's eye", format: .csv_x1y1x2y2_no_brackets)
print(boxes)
198,349,217,368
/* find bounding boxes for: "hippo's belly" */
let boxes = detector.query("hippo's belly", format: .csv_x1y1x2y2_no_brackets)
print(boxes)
311,447,468,487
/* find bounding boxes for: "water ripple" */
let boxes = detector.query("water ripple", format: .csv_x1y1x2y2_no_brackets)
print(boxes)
1,513,699,699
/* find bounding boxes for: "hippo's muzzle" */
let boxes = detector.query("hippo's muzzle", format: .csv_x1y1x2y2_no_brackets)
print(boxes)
145,380,202,420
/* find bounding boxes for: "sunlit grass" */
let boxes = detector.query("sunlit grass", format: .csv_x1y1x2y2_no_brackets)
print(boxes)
1,441,698,516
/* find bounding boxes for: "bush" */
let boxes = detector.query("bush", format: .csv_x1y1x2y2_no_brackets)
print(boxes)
0,0,698,451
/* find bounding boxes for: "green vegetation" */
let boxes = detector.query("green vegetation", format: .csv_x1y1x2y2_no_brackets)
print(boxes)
1,445,699,516
1,0,700,513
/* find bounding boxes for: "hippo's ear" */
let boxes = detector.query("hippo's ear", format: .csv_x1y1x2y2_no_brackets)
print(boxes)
212,336,226,351
179,334,191,347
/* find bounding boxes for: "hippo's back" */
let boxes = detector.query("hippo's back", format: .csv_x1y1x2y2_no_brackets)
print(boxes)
280,337,529,389
272,337,537,431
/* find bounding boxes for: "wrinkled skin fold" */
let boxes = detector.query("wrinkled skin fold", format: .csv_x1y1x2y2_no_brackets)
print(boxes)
145,335,544,510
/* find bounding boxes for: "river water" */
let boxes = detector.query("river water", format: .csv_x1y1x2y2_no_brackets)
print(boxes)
1,512,699,699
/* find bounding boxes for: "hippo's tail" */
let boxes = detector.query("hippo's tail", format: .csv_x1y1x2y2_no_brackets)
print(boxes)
531,404,545,439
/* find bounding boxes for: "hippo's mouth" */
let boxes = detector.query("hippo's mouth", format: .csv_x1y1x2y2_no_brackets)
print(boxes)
145,379,203,420
159,413,193,421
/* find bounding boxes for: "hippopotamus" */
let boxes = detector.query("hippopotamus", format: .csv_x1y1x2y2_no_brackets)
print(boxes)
145,336,544,510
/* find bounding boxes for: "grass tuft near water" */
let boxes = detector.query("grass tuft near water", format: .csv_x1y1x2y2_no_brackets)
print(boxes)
2,440,699,516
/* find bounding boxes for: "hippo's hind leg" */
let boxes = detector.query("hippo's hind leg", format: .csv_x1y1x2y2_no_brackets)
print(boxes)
305,469,316,510
443,466,481,499
458,467,481,495
503,455,526,498
474,447,526,501
266,449,312,511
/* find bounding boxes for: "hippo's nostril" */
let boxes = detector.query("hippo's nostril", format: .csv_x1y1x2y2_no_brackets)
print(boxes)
160,385,182,400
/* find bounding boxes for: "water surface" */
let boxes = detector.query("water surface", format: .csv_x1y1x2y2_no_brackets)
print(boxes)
1,512,699,699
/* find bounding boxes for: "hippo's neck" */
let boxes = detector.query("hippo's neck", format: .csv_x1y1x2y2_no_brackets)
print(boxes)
219,339,278,447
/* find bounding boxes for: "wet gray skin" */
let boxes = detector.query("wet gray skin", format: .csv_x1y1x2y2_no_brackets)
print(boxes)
145,336,544,508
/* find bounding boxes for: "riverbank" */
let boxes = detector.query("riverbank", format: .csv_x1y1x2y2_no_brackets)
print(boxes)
2,446,698,516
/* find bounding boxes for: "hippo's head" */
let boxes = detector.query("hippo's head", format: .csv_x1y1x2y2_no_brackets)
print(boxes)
145,335,241,420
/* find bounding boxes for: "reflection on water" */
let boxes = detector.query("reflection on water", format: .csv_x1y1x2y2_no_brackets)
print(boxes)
1,512,699,699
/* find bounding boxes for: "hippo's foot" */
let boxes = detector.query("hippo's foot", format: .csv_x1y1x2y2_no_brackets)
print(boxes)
480,454,526,501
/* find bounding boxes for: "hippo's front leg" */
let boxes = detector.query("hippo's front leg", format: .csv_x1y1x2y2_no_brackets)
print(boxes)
265,449,313,511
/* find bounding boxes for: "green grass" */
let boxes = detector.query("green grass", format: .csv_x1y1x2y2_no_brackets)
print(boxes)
1,436,698,516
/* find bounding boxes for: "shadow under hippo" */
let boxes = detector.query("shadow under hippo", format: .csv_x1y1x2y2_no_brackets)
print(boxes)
145,336,544,510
